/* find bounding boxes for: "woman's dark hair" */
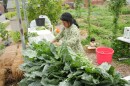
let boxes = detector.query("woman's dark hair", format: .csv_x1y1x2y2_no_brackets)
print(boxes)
90,38,95,42
60,12,79,28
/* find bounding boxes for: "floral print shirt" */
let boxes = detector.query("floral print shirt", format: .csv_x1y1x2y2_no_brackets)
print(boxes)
55,24,84,54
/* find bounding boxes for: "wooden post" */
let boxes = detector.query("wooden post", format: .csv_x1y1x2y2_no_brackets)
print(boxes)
15,0,26,49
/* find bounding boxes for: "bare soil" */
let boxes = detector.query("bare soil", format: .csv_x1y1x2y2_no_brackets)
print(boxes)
0,44,23,86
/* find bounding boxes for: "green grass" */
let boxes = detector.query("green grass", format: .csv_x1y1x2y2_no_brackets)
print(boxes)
120,58,130,65
0,44,5,56
121,5,130,14
63,5,130,47
5,12,16,19
0,44,5,50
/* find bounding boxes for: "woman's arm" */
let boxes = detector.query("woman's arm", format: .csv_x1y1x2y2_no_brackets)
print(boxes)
52,28,64,43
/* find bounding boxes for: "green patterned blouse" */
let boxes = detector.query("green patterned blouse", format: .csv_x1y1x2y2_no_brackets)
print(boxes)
55,24,84,54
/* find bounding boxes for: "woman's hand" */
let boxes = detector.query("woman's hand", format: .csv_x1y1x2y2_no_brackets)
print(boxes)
54,42,61,46
51,39,56,43
51,40,61,46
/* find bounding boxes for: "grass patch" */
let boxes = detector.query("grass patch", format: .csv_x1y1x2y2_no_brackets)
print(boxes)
120,58,130,65
63,5,130,65
0,44,5,56
121,5,130,14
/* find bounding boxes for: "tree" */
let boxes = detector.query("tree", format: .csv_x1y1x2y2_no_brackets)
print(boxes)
109,0,126,40
27,0,62,24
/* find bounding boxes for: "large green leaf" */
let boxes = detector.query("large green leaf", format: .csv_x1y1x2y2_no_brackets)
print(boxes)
23,49,37,59
28,81,42,86
99,63,111,71
59,80,72,86
41,77,59,86
73,80,82,86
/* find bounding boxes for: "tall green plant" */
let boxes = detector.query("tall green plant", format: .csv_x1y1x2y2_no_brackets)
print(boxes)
27,0,62,24
109,0,126,40
0,23,8,41
9,31,20,43
87,0,91,36
75,0,83,17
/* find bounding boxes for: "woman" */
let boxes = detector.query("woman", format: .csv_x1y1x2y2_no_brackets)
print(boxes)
52,12,84,54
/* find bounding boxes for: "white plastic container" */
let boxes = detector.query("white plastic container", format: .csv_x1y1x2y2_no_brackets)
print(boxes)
123,27,130,39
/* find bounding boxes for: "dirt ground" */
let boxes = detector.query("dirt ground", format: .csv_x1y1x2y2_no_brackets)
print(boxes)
86,52,130,77
0,43,23,86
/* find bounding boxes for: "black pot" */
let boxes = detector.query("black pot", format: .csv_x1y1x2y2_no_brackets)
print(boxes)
35,18,45,26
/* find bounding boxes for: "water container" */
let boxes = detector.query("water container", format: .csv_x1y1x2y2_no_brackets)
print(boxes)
96,47,114,64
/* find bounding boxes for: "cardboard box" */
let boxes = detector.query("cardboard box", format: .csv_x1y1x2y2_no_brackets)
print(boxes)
85,45,96,53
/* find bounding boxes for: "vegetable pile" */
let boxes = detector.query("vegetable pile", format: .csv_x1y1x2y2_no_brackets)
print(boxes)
28,32,38,37
36,26,46,30
19,41,129,86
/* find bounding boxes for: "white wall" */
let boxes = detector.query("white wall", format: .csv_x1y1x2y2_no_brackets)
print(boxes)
127,0,130,4
7,0,15,9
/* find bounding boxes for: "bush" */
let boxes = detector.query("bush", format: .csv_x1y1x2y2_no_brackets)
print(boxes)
5,12,16,19
27,0,62,24
0,23,8,41
112,40,130,58
121,6,130,14
0,44,5,50
81,37,90,46
9,31,20,43
0,44,5,56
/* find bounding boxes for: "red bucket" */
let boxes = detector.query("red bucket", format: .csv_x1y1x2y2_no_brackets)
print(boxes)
96,47,114,64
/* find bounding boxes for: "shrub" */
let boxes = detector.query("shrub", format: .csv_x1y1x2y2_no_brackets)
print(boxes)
0,23,8,41
5,12,16,19
9,31,20,43
121,6,130,14
27,0,62,24
112,40,130,59
0,44,5,50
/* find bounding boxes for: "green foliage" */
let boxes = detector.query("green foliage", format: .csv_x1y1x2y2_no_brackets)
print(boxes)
81,25,113,46
27,0,62,24
120,58,130,65
64,5,130,58
0,23,8,41
63,4,70,10
81,36,91,46
5,12,16,19
75,0,84,17
91,5,112,16
0,44,5,50
112,40,130,58
112,40,130,65
19,41,129,86
35,26,46,30
87,0,92,36
121,5,130,14
9,31,20,43
0,44,5,56
109,0,126,40
28,32,38,37
109,0,126,15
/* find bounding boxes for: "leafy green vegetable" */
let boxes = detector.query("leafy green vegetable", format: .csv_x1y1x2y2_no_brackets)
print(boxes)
36,26,46,30
19,41,129,86
28,32,38,37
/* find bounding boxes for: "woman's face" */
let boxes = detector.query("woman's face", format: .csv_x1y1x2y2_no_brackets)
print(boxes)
62,21,71,28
